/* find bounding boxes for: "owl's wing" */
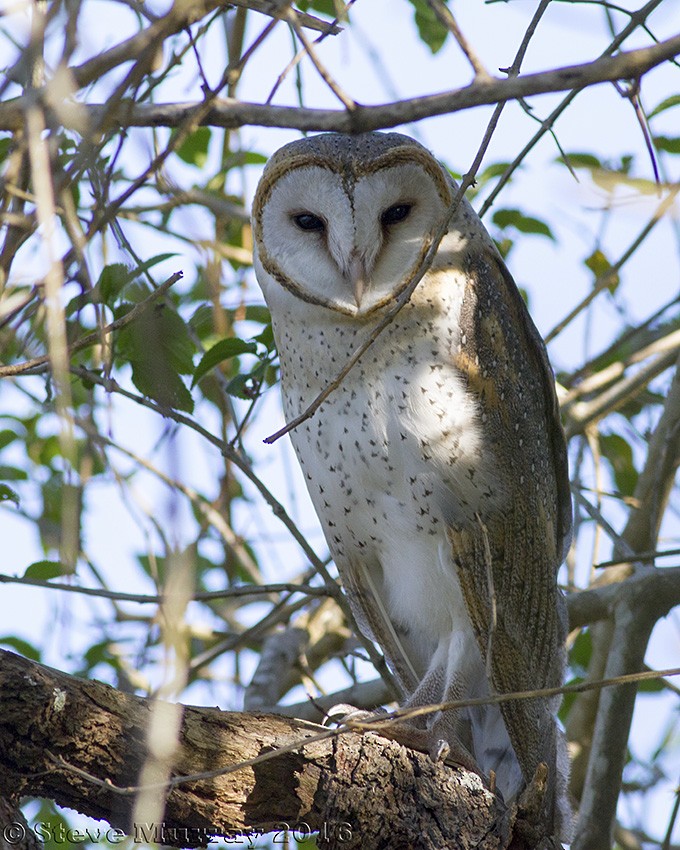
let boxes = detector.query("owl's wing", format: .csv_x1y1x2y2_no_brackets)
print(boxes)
443,247,571,788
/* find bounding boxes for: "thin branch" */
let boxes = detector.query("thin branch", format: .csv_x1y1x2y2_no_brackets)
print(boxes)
574,595,657,847
595,546,680,569
281,4,356,111
65,364,399,694
423,1,490,79
228,0,342,35
622,352,680,554
79,421,264,583
565,344,679,437
0,572,328,604
561,326,680,409
266,0,355,105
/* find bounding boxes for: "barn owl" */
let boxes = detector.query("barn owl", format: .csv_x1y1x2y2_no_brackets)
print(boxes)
251,132,572,840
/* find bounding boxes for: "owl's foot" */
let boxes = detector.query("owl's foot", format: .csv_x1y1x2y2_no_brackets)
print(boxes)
322,703,387,726
323,703,481,776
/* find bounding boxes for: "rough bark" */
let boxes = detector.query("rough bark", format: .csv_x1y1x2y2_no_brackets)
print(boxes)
0,650,515,850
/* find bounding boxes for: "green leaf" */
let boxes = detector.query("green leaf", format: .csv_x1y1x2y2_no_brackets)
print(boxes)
479,161,513,180
175,127,211,168
67,255,178,315
492,208,555,241
223,150,269,170
295,0,339,16
557,152,602,170
474,161,515,191
253,323,275,351
648,94,680,119
245,305,271,324
0,429,18,450
637,675,664,693
0,636,41,661
192,338,257,387
585,249,619,292
23,560,66,580
188,304,215,339
559,676,583,722
240,151,268,165
129,359,194,412
226,373,258,400
653,135,680,155
119,304,195,375
495,237,514,260
0,136,11,164
0,483,19,505
408,0,449,53
29,800,73,850
0,465,28,480
130,253,178,281
98,263,130,305
569,629,592,672
117,304,196,412
83,640,117,670
599,433,638,497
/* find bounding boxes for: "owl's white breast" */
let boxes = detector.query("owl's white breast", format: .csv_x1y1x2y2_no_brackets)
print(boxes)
268,267,498,650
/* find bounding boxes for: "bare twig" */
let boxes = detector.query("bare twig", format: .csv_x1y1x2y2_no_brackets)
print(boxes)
0,572,328,603
66,0,340,93
266,0,355,105
281,4,356,111
561,327,680,409
423,1,490,79
565,344,680,437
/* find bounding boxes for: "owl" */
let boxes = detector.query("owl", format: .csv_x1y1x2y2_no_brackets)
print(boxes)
251,132,572,840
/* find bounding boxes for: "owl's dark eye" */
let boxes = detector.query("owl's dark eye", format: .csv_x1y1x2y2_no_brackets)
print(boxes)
293,212,326,232
381,204,413,226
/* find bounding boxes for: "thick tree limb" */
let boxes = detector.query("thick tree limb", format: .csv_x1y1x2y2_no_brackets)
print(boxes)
0,35,678,133
0,650,511,850
572,579,666,850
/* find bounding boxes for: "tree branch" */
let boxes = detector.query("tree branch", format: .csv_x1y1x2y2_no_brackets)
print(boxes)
0,650,510,850
1,35,678,132
572,578,670,850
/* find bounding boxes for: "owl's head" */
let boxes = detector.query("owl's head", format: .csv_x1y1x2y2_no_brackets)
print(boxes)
251,132,454,317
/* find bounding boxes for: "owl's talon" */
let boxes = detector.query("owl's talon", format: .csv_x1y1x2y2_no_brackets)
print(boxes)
322,703,380,727
432,738,450,763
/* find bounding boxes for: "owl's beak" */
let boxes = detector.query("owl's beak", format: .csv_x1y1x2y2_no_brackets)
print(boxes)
348,253,368,308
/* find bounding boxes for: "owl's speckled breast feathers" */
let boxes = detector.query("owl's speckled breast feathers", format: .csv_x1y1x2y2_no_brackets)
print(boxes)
252,132,572,841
